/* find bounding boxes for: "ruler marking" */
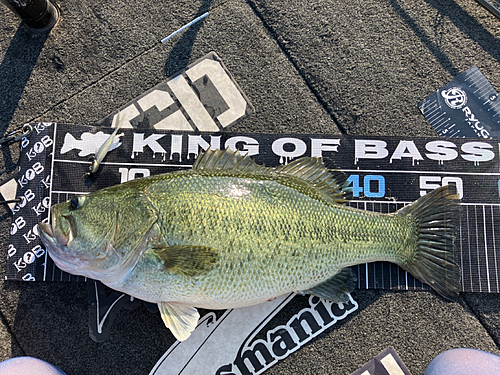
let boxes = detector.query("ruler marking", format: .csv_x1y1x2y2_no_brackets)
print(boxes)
493,207,499,293
53,159,192,168
483,205,491,293
397,250,400,289
489,101,500,110
364,202,369,289
427,108,444,118
349,201,500,208
52,190,89,195
478,88,496,98
431,114,447,124
379,203,384,289
467,206,473,292
424,103,441,115
433,118,450,130
459,211,464,292
476,78,492,88
389,261,392,290
465,69,481,83
51,256,56,282
472,80,491,94
420,100,437,113
427,110,445,122
422,100,438,112
365,264,369,289
475,205,482,293
341,169,500,177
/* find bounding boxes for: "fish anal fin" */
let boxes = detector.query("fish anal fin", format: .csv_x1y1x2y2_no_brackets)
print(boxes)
158,302,200,341
153,245,219,277
301,268,356,303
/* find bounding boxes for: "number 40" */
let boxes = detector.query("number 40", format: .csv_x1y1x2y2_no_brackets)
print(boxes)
346,175,386,198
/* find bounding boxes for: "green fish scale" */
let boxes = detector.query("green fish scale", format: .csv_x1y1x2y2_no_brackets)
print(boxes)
133,171,414,308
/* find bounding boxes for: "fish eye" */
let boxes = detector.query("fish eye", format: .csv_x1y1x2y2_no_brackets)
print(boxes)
70,195,85,210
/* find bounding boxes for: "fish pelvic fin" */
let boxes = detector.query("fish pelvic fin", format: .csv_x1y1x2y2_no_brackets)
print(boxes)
301,268,356,303
158,302,200,341
193,149,351,204
397,184,460,300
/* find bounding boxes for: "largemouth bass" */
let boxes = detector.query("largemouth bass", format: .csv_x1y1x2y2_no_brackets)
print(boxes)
39,149,460,341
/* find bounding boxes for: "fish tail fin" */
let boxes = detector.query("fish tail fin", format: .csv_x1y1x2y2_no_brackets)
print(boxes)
60,133,77,154
397,185,460,300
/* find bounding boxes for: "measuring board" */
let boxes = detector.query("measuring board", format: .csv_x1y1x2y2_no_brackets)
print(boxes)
6,124,500,295
419,66,500,138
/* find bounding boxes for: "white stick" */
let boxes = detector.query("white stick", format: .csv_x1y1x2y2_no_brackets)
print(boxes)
161,12,209,43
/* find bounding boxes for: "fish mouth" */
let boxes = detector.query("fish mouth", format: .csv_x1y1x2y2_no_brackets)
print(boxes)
39,216,72,247
39,213,152,285
38,215,122,279
38,220,97,276
38,215,79,274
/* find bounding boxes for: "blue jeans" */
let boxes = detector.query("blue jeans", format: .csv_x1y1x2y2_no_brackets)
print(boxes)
425,348,500,375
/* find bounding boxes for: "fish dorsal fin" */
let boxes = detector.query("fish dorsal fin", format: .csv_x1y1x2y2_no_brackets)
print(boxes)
158,302,200,341
192,148,267,173
275,157,351,204
193,149,350,203
153,245,219,277
301,268,356,303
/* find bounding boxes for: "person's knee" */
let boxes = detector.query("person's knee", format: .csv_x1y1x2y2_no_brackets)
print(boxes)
425,348,500,375
0,356,66,375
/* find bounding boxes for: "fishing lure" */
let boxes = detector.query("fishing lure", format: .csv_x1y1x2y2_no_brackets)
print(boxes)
87,114,125,175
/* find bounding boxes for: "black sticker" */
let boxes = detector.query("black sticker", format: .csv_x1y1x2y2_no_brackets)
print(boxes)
419,66,500,138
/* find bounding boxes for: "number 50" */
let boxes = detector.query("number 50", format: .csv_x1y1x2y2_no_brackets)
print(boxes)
420,176,463,199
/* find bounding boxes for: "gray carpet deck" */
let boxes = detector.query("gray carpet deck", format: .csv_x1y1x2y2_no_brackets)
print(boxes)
1,0,500,374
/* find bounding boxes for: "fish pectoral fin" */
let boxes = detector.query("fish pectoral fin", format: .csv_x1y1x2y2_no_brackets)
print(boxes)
153,245,219,277
301,268,356,303
158,302,200,341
